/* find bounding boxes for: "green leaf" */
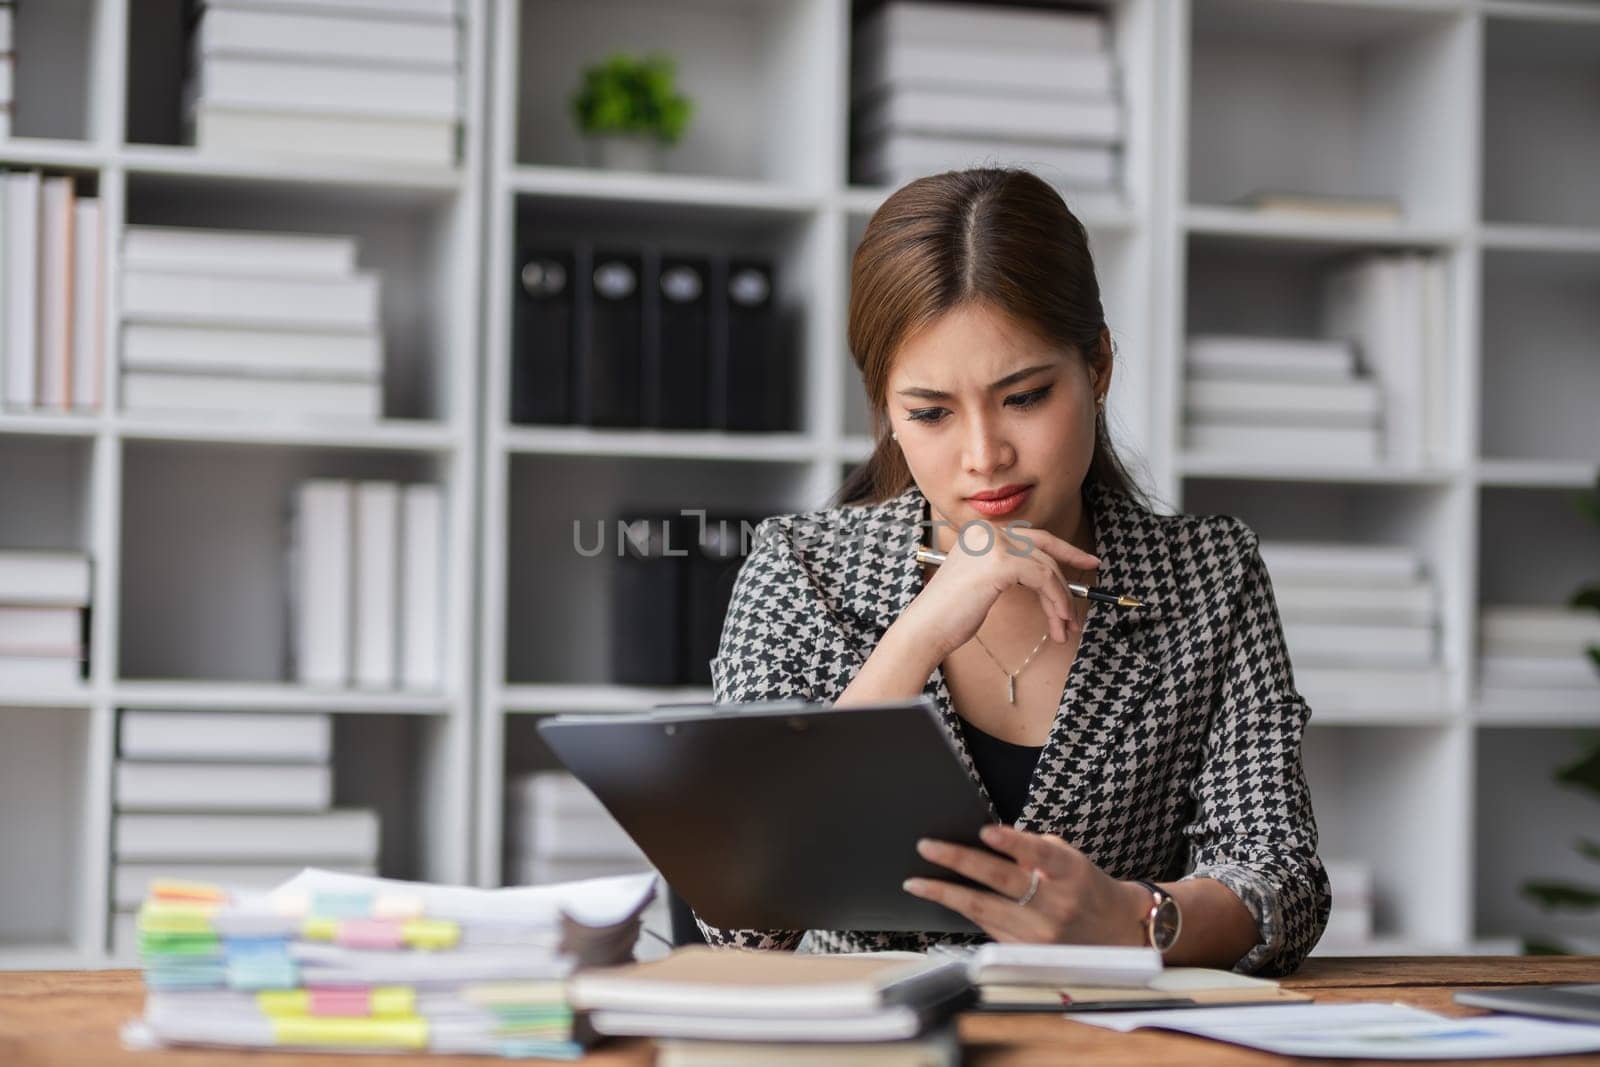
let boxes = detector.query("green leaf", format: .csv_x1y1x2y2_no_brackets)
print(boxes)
1522,880,1600,910
1556,740,1600,799
1571,585,1600,613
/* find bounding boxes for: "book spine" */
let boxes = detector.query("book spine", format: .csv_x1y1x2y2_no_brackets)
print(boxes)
399,483,443,690
354,481,400,689
291,481,354,687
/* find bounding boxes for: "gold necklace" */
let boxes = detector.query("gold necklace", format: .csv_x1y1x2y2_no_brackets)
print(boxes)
972,629,1051,705
971,566,1092,705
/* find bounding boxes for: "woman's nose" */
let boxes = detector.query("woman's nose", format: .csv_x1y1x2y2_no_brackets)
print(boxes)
963,416,1014,473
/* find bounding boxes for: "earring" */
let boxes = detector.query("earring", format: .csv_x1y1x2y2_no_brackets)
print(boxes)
890,431,898,441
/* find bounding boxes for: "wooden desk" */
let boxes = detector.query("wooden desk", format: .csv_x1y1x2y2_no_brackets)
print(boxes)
3,957,1598,1066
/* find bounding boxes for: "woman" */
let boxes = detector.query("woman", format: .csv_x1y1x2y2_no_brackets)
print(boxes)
697,168,1330,976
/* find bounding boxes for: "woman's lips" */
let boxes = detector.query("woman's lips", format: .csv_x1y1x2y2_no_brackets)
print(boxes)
967,485,1033,517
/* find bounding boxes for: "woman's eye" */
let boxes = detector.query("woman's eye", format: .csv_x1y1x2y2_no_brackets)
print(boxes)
907,408,947,424
1007,386,1052,409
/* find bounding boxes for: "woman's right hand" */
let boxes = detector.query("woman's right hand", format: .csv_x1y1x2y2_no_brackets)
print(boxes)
900,522,1101,659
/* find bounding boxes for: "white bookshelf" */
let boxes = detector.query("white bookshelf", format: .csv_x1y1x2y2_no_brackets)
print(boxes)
3,0,1597,969
0,0,486,965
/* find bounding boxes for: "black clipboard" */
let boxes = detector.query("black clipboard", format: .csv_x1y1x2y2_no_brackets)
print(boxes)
536,696,993,934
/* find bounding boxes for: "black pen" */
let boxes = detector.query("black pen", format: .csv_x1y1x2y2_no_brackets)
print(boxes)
913,546,1144,608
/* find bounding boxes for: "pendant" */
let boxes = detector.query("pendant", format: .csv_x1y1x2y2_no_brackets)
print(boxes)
1007,675,1017,704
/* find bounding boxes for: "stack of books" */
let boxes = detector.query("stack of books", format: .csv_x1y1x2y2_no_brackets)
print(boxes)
1320,252,1450,469
1260,540,1445,709
0,549,90,689
506,771,651,888
0,3,13,139
1183,335,1381,463
122,867,657,1057
850,1,1121,199
1480,605,1600,709
1318,859,1376,952
185,0,462,167
111,710,380,958
569,947,971,1063
2,170,105,411
120,225,383,421
288,480,444,691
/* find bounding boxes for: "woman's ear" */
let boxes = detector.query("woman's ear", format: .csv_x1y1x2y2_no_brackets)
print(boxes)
1088,327,1115,396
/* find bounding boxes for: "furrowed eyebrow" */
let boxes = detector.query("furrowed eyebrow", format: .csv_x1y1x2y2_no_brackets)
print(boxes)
895,363,1057,401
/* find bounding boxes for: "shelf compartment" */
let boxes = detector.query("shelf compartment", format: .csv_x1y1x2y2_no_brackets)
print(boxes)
1474,727,1600,954
503,454,814,686
512,0,833,188
107,709,463,957
1181,479,1469,685
118,441,448,685
1187,0,1474,230
1304,723,1472,950
0,706,91,953
1477,485,1600,605
508,195,824,437
1483,15,1600,228
123,174,472,424
7,0,103,142
1479,247,1600,465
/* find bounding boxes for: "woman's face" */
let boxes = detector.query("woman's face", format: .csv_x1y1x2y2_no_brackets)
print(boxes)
885,302,1106,547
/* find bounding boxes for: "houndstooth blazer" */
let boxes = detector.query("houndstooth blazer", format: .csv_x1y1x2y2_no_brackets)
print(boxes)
696,479,1331,976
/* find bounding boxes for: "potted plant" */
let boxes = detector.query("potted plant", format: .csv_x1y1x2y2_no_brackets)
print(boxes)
570,53,693,172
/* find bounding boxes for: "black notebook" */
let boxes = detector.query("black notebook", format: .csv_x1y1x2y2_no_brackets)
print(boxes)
509,246,575,425
647,254,711,430
578,249,643,427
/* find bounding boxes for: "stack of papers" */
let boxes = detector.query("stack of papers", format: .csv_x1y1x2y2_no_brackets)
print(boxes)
122,868,656,1058
1074,1002,1600,1060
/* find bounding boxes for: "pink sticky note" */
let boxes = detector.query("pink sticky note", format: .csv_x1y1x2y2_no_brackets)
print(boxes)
309,987,371,1017
336,918,404,950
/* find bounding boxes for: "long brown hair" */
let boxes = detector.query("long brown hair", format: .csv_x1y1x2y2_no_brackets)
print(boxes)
833,168,1150,511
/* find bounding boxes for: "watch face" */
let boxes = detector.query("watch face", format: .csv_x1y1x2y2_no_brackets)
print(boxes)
1153,896,1182,952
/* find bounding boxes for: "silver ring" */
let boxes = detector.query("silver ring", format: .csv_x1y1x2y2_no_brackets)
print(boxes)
1015,868,1041,908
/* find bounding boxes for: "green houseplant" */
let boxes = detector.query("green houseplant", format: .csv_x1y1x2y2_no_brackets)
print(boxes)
1519,472,1600,954
570,53,693,172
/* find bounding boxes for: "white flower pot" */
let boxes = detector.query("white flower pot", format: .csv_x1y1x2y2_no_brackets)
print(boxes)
586,134,664,172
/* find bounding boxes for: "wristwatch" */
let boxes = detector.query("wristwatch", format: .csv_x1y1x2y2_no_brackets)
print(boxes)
1134,879,1182,953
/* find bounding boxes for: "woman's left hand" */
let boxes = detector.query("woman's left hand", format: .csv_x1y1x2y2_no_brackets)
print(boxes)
904,823,1147,945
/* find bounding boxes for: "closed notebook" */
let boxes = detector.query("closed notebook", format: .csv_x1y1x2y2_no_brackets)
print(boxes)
978,969,1311,1013
568,946,969,1017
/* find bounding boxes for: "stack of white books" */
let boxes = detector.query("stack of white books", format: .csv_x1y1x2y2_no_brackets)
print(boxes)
1183,335,1380,463
850,1,1121,199
1260,540,1445,709
110,710,380,958
185,0,462,167
0,550,90,689
506,771,651,888
289,479,444,691
2,170,105,411
120,225,383,421
1316,859,1376,952
1320,252,1451,469
1480,605,1600,710
0,3,13,139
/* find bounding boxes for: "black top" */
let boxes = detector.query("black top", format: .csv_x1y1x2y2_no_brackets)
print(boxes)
956,715,1042,826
